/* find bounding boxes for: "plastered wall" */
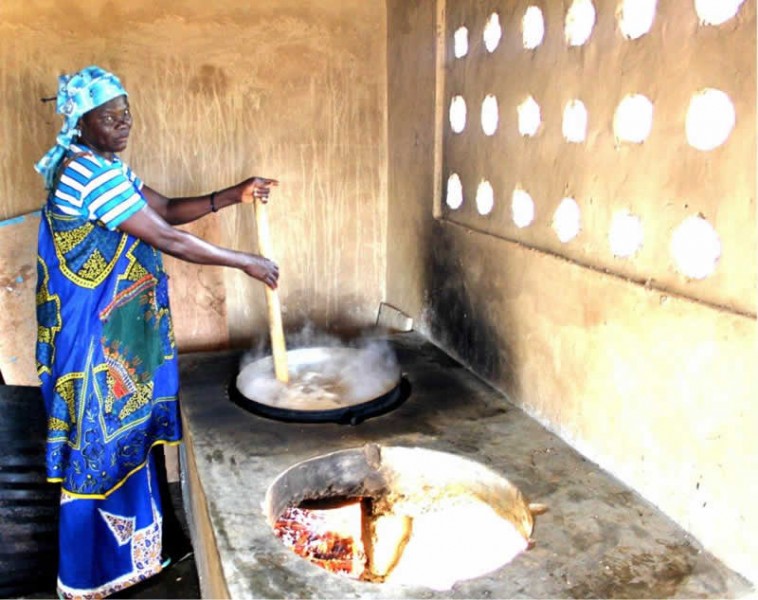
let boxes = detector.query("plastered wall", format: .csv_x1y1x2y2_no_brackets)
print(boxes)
386,0,757,586
0,0,387,355
441,0,755,317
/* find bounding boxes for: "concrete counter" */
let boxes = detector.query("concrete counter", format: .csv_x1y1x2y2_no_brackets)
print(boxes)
178,332,751,599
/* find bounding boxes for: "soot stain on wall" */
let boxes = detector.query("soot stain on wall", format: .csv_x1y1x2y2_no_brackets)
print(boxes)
422,222,519,401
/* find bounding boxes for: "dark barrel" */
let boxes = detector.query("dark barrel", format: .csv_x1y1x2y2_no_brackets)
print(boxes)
0,385,58,597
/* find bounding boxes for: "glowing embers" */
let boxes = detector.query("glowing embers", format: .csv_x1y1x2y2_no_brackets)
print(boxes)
446,173,464,210
476,180,495,216
483,13,503,53
614,94,654,144
481,94,499,136
695,0,746,26
618,0,657,39
454,26,469,58
562,99,588,143
553,197,581,243
275,503,365,575
518,96,542,137
670,215,721,279
511,189,535,228
565,0,596,46
265,446,542,591
449,95,467,134
609,210,644,258
522,6,545,49
685,88,735,151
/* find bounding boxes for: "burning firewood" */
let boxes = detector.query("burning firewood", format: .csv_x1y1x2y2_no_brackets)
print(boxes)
273,504,367,576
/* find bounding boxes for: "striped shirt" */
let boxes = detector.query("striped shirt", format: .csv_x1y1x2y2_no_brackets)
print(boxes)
52,143,146,230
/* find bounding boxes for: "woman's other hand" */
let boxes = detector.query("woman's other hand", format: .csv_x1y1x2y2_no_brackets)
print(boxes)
242,255,279,289
239,177,279,204
118,206,281,289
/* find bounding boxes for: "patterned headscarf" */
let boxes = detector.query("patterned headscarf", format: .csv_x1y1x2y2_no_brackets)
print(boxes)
35,65,128,189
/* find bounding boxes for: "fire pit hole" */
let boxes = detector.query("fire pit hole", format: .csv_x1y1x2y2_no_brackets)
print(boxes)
264,445,544,591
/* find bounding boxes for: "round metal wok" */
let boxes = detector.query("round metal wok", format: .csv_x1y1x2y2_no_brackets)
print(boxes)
228,346,407,424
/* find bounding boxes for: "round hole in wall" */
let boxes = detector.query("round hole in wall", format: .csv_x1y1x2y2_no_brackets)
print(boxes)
565,0,596,46
446,173,464,210
476,180,495,216
481,94,499,136
694,0,746,25
613,94,654,144
265,445,542,591
685,88,735,151
512,189,535,228
522,6,545,49
483,12,503,53
563,99,588,143
553,197,581,243
518,95,542,137
670,215,721,279
609,210,644,258
618,0,657,39
454,26,469,58
449,95,467,134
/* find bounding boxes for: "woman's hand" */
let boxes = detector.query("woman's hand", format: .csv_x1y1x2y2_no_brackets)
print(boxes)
242,254,280,289
239,177,279,204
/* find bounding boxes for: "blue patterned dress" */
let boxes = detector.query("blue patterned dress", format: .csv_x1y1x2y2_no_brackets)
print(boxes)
36,143,182,598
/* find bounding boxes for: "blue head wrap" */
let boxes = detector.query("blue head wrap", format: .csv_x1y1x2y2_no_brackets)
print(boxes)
35,65,128,190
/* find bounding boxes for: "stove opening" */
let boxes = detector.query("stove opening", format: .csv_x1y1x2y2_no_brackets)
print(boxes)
266,445,544,590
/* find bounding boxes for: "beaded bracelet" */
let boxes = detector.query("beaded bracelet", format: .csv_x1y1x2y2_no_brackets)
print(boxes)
210,191,218,212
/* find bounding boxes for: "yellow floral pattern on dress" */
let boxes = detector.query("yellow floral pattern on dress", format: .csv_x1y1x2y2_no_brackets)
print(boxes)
54,374,79,428
118,381,154,420
47,210,128,289
125,258,149,282
38,325,54,345
53,222,94,253
120,242,152,285
78,249,109,281
36,258,62,377
48,417,70,432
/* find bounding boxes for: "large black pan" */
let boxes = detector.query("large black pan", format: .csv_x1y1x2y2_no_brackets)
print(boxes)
228,346,409,425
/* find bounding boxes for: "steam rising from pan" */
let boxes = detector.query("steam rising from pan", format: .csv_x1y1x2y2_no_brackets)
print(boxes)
234,332,405,422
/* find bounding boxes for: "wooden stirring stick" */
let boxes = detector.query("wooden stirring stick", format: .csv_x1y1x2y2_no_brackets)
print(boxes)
254,195,289,383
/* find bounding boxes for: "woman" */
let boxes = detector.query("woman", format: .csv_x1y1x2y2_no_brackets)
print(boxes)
34,65,278,598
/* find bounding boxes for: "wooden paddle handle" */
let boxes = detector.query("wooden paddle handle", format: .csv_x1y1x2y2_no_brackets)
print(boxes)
254,199,289,383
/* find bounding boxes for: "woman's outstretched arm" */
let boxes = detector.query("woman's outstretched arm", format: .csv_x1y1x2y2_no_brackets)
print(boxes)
117,203,279,289
141,176,278,226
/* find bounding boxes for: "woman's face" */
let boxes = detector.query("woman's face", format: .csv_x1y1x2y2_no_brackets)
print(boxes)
78,95,132,157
